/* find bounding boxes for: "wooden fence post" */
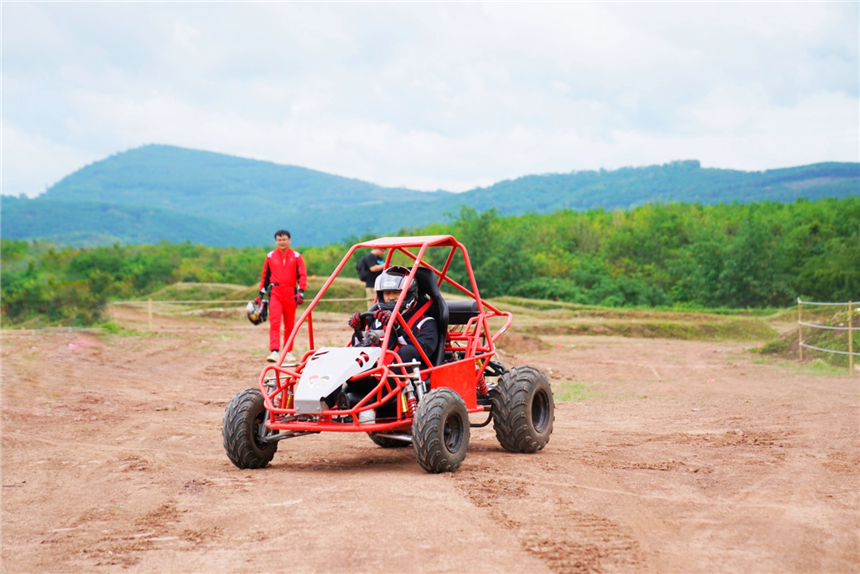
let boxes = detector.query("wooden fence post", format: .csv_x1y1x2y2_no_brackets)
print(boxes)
850,301,854,376
797,298,803,361
148,298,153,331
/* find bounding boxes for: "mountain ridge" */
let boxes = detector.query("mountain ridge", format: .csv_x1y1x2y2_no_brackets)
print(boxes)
3,144,857,246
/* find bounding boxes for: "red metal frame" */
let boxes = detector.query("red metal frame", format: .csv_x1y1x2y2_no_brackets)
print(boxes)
258,235,513,434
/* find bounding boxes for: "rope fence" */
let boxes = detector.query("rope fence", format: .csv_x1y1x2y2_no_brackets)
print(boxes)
797,298,857,375
796,321,854,331
799,343,858,356
15,297,856,375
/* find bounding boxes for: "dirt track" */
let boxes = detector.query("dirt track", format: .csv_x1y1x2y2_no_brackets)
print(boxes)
2,306,858,573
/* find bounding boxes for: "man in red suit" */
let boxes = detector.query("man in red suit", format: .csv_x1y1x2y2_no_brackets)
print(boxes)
257,229,308,363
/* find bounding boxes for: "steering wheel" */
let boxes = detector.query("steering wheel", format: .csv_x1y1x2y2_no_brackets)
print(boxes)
354,310,399,348
358,330,384,348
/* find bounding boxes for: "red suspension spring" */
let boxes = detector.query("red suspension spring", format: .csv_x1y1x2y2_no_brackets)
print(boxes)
407,396,418,415
476,376,489,396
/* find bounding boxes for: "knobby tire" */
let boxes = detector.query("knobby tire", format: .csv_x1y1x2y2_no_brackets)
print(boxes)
412,388,470,473
222,388,278,469
490,366,555,453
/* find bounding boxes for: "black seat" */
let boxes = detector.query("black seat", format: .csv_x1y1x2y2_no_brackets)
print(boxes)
447,300,479,325
410,267,449,366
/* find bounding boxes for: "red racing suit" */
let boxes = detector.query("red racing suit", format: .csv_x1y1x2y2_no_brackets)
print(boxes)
259,249,308,353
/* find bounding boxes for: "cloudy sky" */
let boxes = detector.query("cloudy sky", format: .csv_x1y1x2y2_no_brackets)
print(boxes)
3,2,858,197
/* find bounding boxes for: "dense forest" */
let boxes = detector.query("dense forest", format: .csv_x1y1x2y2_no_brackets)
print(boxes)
2,197,857,327
5,144,857,246
423,198,859,308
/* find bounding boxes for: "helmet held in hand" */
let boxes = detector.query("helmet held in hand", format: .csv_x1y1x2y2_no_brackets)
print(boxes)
246,299,268,325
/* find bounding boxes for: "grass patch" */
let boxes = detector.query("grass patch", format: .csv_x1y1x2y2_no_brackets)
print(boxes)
213,332,242,340
804,358,850,374
754,354,851,376
555,382,603,402
759,338,790,354
493,296,784,318
1,316,50,330
100,321,169,337
492,296,779,341
133,278,366,318
526,317,775,342
493,296,600,313
145,282,249,301
305,277,367,314
228,277,366,315
768,306,841,323
493,297,777,341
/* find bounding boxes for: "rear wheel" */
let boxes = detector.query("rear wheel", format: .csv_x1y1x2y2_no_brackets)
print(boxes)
223,388,278,469
367,433,411,448
412,388,470,473
490,366,554,453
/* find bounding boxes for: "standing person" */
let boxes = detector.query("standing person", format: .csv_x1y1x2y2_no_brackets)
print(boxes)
356,247,386,309
257,230,307,363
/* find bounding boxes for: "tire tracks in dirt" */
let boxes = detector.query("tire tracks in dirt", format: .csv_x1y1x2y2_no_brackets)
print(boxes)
452,464,644,574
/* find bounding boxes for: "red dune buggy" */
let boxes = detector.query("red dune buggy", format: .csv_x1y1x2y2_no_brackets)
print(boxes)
223,235,554,473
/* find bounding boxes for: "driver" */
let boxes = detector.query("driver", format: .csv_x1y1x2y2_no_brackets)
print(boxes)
341,266,438,423
348,266,438,366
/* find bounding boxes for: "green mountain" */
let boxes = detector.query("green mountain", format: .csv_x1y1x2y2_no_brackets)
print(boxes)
461,160,860,212
29,144,447,245
1,195,252,246
3,144,857,246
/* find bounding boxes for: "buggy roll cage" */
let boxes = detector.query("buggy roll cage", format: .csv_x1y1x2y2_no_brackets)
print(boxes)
258,235,513,434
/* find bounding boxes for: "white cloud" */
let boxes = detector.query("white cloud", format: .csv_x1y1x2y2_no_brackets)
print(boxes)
172,20,202,55
2,2,857,197
1,125,96,196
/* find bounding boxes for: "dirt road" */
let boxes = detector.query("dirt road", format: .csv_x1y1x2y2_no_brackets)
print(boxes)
2,307,858,573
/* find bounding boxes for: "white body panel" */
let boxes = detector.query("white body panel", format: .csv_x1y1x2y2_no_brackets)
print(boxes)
294,347,382,414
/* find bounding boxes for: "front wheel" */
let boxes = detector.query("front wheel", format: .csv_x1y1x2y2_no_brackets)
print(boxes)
490,366,554,453
223,388,279,469
412,388,470,473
